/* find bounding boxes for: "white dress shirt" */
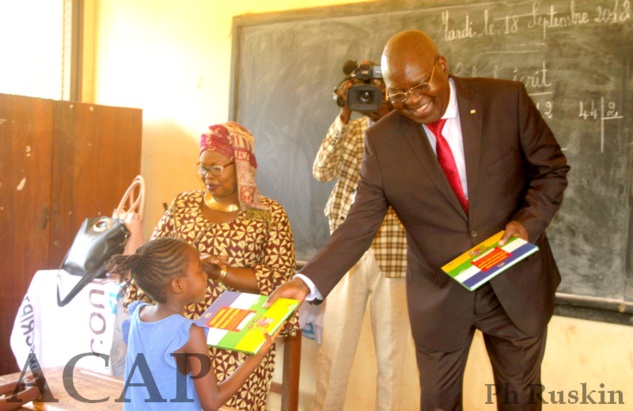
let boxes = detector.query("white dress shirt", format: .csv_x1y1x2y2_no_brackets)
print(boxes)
422,78,468,199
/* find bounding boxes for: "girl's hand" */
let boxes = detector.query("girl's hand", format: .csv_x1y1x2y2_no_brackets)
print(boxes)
254,324,284,358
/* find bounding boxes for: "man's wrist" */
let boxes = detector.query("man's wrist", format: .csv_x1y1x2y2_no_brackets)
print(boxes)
292,277,310,294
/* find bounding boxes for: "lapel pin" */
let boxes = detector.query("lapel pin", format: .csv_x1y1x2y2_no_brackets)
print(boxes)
470,109,476,114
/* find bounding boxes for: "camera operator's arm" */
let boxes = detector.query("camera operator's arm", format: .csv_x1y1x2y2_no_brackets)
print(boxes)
313,80,359,182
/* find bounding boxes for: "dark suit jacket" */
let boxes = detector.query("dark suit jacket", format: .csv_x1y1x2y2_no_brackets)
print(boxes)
301,76,570,351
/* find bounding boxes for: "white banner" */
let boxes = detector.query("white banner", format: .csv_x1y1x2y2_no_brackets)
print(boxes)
10,270,128,376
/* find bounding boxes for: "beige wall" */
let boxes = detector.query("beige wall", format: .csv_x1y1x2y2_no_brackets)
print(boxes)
89,0,368,238
89,1,633,410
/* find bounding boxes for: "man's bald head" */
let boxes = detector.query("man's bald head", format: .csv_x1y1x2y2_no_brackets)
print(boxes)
380,30,450,125
381,30,439,80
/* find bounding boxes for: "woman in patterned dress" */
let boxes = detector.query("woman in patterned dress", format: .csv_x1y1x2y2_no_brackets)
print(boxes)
125,121,297,411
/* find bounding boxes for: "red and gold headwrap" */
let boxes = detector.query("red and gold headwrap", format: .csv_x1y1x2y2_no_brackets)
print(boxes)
200,121,265,210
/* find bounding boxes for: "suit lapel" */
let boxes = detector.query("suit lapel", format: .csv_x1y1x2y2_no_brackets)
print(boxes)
401,114,468,218
454,77,482,215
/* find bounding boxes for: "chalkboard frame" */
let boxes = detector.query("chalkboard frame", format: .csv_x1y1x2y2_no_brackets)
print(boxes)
229,0,633,326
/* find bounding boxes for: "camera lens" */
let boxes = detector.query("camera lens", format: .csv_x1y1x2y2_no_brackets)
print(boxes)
347,85,383,113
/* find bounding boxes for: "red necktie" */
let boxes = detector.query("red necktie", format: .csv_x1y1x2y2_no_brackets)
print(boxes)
426,119,469,214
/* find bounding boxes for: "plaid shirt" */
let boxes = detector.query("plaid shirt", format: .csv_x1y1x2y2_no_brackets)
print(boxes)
312,115,407,278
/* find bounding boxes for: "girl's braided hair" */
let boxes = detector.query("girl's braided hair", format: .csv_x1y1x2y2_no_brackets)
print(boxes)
106,237,196,304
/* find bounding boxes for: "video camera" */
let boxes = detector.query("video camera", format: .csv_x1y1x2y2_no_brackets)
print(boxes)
335,62,384,113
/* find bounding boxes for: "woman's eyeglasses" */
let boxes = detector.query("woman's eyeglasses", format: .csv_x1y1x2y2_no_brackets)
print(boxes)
195,159,235,177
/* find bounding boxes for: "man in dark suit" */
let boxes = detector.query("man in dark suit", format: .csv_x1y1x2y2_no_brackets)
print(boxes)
267,29,569,410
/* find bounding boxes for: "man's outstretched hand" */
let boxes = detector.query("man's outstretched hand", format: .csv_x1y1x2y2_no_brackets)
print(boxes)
264,277,310,307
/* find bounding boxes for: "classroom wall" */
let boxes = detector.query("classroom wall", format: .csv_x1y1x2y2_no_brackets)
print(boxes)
88,0,367,238
88,1,633,409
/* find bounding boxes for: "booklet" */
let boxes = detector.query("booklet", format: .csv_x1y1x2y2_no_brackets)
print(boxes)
441,231,539,292
195,291,299,355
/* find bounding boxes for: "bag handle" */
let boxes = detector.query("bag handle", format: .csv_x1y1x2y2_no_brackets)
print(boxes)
57,268,107,307
113,175,145,219
55,244,109,307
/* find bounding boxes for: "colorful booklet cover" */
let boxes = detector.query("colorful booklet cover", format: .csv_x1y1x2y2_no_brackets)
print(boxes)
195,291,299,355
441,231,539,292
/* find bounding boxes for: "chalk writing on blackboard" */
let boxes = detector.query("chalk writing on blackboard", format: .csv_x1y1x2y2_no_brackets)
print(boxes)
233,0,633,310
440,1,631,41
579,97,625,152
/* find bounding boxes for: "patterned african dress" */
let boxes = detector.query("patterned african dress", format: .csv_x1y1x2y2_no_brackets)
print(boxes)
124,190,298,411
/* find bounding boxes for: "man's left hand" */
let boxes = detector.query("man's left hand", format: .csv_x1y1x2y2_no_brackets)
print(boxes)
499,221,528,245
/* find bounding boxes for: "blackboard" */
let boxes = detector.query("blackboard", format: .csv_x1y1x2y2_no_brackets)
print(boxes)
230,0,633,322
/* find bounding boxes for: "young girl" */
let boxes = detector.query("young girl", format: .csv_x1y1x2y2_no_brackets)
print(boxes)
107,237,280,411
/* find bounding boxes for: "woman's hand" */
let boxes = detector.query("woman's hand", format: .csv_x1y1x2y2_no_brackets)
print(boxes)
200,254,228,281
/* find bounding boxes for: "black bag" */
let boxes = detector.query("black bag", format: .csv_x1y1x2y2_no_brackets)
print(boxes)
56,216,130,307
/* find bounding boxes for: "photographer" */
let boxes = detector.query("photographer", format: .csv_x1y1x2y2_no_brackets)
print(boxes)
311,60,411,411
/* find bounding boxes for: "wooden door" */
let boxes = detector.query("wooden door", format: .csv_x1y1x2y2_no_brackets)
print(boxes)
49,101,142,267
0,95,142,375
0,94,55,374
